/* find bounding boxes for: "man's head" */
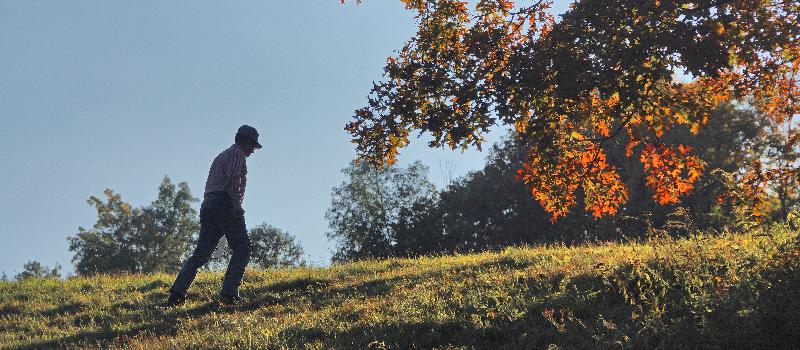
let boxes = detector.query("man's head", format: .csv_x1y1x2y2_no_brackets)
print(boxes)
235,125,262,157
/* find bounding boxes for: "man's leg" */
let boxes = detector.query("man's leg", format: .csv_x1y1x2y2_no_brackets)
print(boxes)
169,205,223,297
220,214,251,297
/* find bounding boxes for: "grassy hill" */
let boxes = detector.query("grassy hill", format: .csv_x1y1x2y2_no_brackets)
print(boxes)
2,224,799,349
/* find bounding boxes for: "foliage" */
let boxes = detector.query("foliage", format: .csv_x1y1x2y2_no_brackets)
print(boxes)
646,103,770,228
394,135,563,255
388,102,773,257
69,177,305,274
345,0,799,222
326,161,438,262
14,260,61,281
249,224,306,269
762,120,800,221
210,224,306,269
68,176,199,275
715,116,799,226
1,225,799,349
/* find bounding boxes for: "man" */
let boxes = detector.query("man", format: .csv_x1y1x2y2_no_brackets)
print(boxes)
166,125,262,307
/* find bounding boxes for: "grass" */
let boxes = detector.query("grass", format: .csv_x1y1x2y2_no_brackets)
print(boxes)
2,224,799,349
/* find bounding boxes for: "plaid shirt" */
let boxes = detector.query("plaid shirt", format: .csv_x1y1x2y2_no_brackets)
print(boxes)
204,144,247,211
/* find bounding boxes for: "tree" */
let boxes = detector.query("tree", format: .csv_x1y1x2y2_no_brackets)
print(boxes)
761,116,800,222
392,102,773,255
715,113,799,225
249,224,305,268
326,160,438,262
392,194,446,256
133,177,200,273
15,260,61,280
68,176,199,275
640,103,771,227
345,0,799,222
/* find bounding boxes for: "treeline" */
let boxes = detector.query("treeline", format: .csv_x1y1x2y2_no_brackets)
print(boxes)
1,261,62,281
7,177,305,280
326,103,799,262
7,103,795,276
66,177,304,276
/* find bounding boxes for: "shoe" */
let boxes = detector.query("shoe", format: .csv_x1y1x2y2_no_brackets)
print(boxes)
219,294,243,306
166,291,186,307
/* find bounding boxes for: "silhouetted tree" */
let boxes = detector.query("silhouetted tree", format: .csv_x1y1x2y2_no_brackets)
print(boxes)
248,224,304,268
326,161,437,262
68,176,199,275
15,260,61,280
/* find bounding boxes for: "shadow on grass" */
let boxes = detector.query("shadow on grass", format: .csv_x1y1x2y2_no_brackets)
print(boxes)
257,276,332,294
12,301,219,350
232,273,404,314
238,262,493,313
137,279,170,292
272,307,562,350
267,256,800,350
39,302,87,318
12,249,800,349
9,272,404,348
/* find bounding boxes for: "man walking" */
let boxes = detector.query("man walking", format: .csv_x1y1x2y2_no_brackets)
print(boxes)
167,125,262,307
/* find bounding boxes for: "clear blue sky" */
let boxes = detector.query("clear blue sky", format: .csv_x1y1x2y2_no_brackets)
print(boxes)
0,0,571,275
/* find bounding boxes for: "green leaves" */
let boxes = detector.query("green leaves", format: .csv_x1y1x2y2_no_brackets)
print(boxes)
68,176,199,275
325,161,438,262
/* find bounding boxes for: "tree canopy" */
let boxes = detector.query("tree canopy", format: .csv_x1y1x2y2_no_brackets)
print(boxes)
378,102,774,258
14,261,62,281
345,0,799,222
69,177,307,274
326,161,438,262
68,176,199,275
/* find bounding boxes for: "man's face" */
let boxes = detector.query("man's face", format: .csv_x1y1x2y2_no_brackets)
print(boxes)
242,143,256,157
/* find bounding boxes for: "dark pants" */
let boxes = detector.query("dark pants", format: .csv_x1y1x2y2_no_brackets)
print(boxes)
170,192,250,297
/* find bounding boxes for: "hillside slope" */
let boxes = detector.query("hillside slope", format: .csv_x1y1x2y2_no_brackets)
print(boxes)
2,225,799,349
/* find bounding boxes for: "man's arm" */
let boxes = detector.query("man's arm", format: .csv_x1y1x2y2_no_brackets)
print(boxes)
227,152,247,216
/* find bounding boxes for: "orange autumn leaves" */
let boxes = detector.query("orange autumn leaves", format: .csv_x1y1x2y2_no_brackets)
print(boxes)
640,144,705,205
515,85,710,223
518,140,705,223
517,143,629,223
515,91,632,223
